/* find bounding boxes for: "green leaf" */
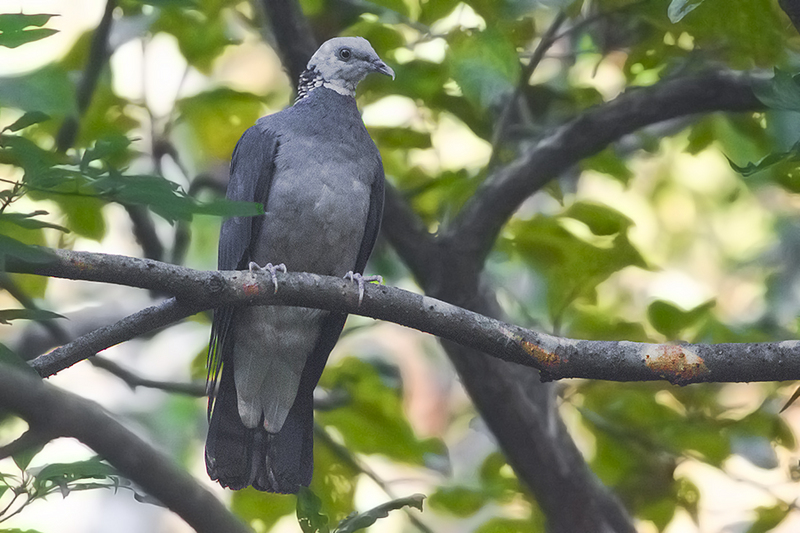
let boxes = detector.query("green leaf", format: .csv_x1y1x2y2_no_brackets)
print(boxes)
76,79,139,149
563,202,633,236
0,309,65,325
310,430,358,523
56,195,106,241
133,0,199,6
0,14,58,48
32,458,122,498
647,299,715,339
153,6,237,73
0,342,38,376
367,127,432,150
428,486,485,517
0,211,69,232
231,488,295,533
334,494,424,533
0,215,53,298
0,234,55,265
80,134,133,171
474,518,540,533
177,89,263,160
297,487,330,533
3,111,50,132
448,28,519,111
0,65,76,115
317,358,446,465
479,452,520,502
581,147,634,184
686,117,716,155
727,139,800,193
502,214,648,318
567,307,650,342
0,133,63,175
753,68,800,112
746,503,791,533
639,496,677,531
11,432,46,471
667,0,706,23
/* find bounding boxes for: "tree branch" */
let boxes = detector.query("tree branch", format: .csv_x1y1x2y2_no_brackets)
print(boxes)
259,0,318,87
780,0,800,34
89,356,207,396
448,70,766,269
489,11,567,167
0,365,251,533
8,248,800,385
380,183,438,285
55,0,117,152
30,297,201,376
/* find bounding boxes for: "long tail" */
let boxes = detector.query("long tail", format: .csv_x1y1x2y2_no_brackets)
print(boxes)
205,312,348,493
205,358,314,494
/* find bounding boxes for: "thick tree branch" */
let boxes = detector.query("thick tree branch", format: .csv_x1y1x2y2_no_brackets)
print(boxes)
8,248,800,385
380,183,437,283
448,70,766,270
0,366,251,533
259,0,318,87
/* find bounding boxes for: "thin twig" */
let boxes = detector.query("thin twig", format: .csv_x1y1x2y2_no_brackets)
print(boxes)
55,0,117,152
488,11,567,168
314,425,435,533
90,356,206,396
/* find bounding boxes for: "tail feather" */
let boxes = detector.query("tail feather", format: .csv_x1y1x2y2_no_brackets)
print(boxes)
205,312,348,493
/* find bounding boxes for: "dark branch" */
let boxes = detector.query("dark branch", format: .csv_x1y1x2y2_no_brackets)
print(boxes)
90,356,206,396
55,0,117,151
449,70,766,268
780,0,800,34
314,425,434,533
0,429,51,462
31,297,201,376
489,11,567,166
260,0,317,87
380,183,437,286
9,248,800,385
0,366,251,533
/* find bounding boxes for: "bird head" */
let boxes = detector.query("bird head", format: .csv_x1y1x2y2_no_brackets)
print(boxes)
300,37,395,99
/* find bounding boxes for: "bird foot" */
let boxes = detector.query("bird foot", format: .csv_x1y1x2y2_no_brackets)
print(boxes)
344,271,383,306
248,262,287,294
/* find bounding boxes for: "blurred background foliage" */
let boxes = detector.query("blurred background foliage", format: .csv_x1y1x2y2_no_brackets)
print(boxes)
3,0,800,531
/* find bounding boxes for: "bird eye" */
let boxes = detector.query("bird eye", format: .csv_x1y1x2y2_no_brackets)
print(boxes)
338,48,351,61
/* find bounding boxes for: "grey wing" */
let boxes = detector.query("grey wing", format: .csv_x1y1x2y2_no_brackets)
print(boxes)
352,164,385,275
207,125,278,402
218,126,278,270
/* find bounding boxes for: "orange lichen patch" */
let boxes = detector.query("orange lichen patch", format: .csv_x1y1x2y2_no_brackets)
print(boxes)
520,339,564,369
243,282,260,297
644,344,709,385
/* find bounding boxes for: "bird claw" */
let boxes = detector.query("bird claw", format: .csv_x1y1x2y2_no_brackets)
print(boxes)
248,262,287,294
344,271,383,306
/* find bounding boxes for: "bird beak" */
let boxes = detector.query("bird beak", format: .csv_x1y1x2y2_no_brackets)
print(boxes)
373,60,395,80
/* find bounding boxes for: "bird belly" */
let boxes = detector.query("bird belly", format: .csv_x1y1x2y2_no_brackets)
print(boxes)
233,305,325,432
233,165,371,433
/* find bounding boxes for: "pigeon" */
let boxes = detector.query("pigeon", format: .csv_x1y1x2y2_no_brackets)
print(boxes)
205,37,394,493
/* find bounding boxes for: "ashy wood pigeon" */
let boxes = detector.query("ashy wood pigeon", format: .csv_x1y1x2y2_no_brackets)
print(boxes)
205,37,394,493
